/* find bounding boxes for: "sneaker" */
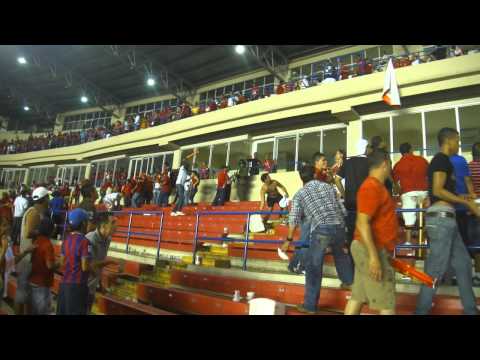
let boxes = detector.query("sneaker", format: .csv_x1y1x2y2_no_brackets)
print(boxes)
176,212,185,216
473,277,480,287
296,305,316,314
170,212,178,217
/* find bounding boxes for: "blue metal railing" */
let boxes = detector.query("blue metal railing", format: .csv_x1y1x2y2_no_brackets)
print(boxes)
53,206,480,271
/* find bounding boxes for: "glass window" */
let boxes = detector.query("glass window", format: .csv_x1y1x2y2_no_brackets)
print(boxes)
193,146,210,170
366,46,379,60
323,128,347,166
362,117,390,152
392,113,423,162
211,143,228,175
47,167,56,185
224,85,233,96
425,109,456,156
215,87,224,98
276,137,297,172
164,154,174,171
255,77,265,86
229,140,250,169
234,82,244,92
337,54,351,65
200,93,207,101
301,64,312,77
290,67,300,79
265,75,274,85
459,105,480,158
207,91,215,101
152,156,164,174
298,132,321,166
255,141,275,167
95,162,105,187
115,158,129,184
380,45,394,57
245,80,253,90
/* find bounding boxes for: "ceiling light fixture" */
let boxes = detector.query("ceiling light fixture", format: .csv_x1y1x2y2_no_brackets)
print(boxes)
147,78,155,86
24,106,30,111
235,45,246,55
17,57,27,65
81,96,88,103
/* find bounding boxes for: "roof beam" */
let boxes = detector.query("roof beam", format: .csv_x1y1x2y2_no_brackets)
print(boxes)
102,45,197,103
17,45,123,118
245,45,289,82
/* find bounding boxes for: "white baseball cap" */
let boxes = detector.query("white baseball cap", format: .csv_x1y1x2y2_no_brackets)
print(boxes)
32,187,49,201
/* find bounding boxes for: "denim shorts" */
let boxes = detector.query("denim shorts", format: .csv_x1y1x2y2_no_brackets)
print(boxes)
15,269,32,305
30,284,52,315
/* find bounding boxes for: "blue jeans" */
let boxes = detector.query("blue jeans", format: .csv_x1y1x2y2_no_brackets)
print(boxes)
303,224,354,312
289,222,311,273
212,188,226,206
131,192,144,208
153,190,161,206
160,191,170,207
190,188,198,204
173,185,185,212
415,211,478,315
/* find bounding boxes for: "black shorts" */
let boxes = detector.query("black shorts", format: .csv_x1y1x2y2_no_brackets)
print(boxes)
57,283,89,315
267,194,283,208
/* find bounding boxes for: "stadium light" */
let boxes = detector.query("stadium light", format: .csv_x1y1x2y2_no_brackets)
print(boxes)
235,45,246,55
81,96,88,103
147,78,155,86
24,106,30,111
17,57,27,65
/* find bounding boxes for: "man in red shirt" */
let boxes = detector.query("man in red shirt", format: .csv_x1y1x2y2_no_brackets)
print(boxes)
392,143,429,244
160,169,171,207
29,217,60,315
276,81,286,95
345,149,399,315
212,166,229,206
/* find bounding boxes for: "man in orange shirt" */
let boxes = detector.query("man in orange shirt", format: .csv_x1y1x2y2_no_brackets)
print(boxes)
392,142,429,244
212,166,229,206
344,149,399,315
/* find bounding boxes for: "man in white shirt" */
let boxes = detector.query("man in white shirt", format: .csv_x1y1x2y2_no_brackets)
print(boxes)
12,189,30,245
172,161,188,216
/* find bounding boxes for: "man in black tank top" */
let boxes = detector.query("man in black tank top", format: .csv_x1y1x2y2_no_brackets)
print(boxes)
415,128,480,315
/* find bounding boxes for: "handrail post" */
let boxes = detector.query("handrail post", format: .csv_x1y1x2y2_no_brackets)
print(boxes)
416,201,425,259
61,210,68,241
242,213,251,271
192,212,200,265
125,212,133,254
156,212,164,262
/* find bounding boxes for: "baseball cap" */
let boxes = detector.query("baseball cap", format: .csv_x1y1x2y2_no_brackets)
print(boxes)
32,187,49,201
68,208,90,228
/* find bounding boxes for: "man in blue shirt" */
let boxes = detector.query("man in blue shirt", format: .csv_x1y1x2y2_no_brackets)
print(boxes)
449,153,478,285
49,190,66,239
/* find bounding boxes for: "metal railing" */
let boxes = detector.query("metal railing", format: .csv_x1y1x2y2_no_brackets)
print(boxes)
53,206,480,272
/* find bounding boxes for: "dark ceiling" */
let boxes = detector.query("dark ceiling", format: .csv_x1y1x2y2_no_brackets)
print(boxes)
0,45,339,130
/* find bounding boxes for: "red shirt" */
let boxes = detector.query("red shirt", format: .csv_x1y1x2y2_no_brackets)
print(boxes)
469,160,480,195
392,153,429,194
354,177,399,251
161,172,171,193
30,235,55,287
217,170,228,188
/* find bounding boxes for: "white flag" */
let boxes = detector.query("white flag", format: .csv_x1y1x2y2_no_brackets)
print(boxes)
382,59,401,107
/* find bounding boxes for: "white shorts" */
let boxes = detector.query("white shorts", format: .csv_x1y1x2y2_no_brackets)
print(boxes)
401,191,428,226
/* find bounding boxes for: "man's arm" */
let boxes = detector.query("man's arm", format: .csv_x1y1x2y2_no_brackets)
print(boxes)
24,211,41,239
432,172,480,216
276,182,289,198
356,213,382,281
334,176,345,198
465,176,477,199
259,185,266,209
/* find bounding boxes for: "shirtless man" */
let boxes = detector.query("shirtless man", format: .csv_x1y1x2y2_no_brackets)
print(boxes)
260,174,289,222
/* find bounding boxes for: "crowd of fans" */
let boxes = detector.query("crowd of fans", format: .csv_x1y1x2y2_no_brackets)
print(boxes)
1,45,472,156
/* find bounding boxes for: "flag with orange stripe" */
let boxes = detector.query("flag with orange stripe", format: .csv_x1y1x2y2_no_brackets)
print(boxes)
382,58,401,107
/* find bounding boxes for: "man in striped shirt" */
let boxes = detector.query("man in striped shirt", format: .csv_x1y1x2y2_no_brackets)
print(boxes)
57,208,92,315
282,165,353,314
468,142,480,285
469,142,480,195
